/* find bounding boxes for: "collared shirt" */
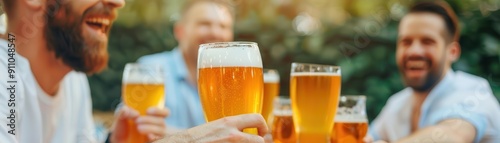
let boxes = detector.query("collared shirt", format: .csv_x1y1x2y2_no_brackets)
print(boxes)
369,70,500,143
137,48,205,129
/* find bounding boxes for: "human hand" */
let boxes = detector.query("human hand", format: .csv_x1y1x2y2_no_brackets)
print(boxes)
154,114,268,143
110,106,169,143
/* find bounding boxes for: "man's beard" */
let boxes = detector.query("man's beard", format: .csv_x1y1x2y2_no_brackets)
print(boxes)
45,1,109,74
401,55,446,92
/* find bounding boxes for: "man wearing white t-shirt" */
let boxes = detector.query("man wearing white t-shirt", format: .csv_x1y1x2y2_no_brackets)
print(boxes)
0,0,268,142
366,1,500,143
0,0,170,142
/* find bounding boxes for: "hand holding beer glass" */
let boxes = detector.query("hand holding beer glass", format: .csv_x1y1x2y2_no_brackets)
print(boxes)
331,96,368,143
290,63,341,143
122,63,165,143
197,42,264,134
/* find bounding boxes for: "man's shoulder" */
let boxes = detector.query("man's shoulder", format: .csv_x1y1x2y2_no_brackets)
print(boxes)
137,50,173,63
454,71,491,88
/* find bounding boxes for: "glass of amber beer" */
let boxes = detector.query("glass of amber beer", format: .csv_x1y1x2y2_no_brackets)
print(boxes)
122,63,165,143
272,96,296,143
197,42,264,134
331,95,368,143
263,69,280,124
290,63,341,143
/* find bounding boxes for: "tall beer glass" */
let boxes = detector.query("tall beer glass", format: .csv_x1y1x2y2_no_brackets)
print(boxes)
197,42,263,134
290,63,341,143
331,95,368,143
122,63,165,143
272,96,296,143
263,69,280,124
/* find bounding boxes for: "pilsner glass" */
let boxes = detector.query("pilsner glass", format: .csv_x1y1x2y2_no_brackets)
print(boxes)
197,42,263,134
272,96,296,143
263,69,280,124
122,63,165,143
331,95,368,143
290,63,341,143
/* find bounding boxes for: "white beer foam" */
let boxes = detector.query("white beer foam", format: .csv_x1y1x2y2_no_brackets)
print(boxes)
264,73,280,83
123,74,164,84
198,45,263,68
122,65,164,84
273,110,293,116
334,115,368,123
291,72,341,76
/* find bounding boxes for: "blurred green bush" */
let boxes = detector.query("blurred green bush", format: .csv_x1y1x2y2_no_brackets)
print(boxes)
89,0,500,121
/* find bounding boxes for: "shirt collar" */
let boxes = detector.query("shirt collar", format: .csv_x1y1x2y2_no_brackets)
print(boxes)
171,48,189,80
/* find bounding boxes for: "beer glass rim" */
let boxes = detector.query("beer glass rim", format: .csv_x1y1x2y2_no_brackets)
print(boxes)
200,41,258,49
264,69,279,73
340,95,366,100
124,62,162,68
291,62,340,69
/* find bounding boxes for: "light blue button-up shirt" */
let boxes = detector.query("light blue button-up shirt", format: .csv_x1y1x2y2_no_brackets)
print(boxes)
137,48,206,129
369,70,500,143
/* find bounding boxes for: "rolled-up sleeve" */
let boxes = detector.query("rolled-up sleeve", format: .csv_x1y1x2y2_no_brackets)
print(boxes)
427,104,487,143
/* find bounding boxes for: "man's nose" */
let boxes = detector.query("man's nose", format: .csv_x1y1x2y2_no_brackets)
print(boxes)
208,25,224,40
406,42,425,56
102,0,125,9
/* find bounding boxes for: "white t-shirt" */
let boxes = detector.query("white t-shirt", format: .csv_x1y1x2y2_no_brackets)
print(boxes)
0,39,96,143
369,71,500,143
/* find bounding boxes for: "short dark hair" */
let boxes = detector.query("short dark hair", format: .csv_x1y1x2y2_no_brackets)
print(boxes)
179,0,235,21
409,1,460,42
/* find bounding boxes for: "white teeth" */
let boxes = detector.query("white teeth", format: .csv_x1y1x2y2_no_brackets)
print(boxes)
407,61,426,69
87,18,110,26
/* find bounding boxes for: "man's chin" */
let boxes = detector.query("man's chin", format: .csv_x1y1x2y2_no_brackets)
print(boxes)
404,79,427,91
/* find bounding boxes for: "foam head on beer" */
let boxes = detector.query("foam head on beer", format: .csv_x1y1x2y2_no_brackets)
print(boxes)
264,70,280,83
197,42,263,70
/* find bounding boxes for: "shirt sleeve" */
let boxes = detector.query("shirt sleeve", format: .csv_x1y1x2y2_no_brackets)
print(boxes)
427,99,488,143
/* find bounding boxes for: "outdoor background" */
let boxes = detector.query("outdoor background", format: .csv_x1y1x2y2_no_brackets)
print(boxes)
89,0,500,122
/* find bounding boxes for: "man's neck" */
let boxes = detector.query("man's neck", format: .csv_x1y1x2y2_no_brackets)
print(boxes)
7,24,71,96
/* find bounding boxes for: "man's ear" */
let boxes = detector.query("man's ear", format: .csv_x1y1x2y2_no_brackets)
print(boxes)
174,22,184,42
448,42,461,62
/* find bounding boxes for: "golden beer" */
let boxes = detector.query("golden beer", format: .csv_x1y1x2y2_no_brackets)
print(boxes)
122,83,165,143
331,122,368,143
272,115,296,143
290,73,341,142
263,81,279,123
198,67,263,121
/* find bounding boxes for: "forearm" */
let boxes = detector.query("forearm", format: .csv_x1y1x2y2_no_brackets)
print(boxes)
396,125,468,143
153,131,194,143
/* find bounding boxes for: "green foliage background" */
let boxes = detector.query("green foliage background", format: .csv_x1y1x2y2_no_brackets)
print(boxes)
88,0,500,121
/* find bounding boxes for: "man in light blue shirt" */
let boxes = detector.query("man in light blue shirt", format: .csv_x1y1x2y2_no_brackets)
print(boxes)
367,1,500,143
137,0,235,129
